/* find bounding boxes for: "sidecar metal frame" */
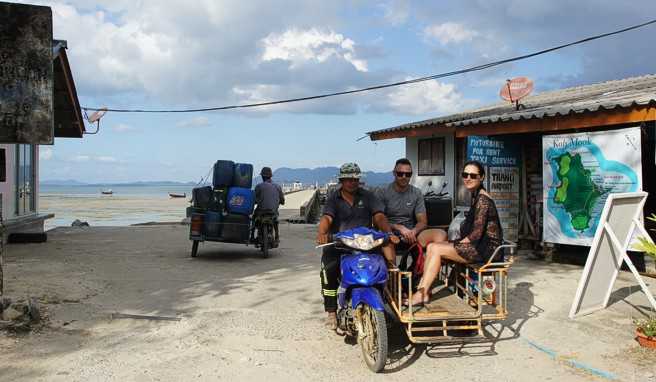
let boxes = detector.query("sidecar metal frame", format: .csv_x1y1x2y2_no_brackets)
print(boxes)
385,242,515,344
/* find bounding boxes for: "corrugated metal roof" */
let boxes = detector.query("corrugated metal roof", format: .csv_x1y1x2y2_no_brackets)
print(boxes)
368,74,656,137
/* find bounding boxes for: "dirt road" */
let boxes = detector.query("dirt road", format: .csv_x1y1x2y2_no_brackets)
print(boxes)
1,224,655,381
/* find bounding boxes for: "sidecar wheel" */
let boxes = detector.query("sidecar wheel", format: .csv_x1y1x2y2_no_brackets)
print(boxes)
191,240,199,258
359,305,388,373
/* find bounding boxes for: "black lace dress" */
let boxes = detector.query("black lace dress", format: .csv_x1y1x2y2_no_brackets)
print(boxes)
455,192,503,263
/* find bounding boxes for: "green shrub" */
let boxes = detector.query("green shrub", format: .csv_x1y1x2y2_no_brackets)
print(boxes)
632,213,656,259
635,316,656,337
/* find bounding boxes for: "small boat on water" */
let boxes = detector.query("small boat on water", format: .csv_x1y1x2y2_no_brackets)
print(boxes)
101,189,113,195
169,192,186,198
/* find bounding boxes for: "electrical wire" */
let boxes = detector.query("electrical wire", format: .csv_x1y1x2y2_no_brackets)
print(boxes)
82,18,656,113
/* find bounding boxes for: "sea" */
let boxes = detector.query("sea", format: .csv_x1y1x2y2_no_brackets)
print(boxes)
39,184,195,230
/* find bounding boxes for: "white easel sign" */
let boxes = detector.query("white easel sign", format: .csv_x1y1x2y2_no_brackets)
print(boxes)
569,192,656,318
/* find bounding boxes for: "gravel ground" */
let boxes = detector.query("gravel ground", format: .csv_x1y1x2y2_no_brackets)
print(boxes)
1,224,656,381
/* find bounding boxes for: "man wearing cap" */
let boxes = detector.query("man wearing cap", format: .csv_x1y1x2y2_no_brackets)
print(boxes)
316,162,398,330
253,167,285,245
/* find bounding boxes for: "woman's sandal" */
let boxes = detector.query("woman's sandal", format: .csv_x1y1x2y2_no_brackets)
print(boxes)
403,287,426,308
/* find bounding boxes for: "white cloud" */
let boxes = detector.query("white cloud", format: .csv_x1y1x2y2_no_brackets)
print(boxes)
423,22,479,45
261,28,368,72
384,79,475,115
96,156,118,163
112,123,133,132
379,0,410,26
39,147,53,160
176,116,210,128
72,155,90,162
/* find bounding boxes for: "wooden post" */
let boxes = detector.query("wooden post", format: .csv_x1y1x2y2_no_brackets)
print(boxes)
0,195,4,296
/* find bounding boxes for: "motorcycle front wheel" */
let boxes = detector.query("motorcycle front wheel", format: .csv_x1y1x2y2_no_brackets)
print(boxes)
359,305,388,373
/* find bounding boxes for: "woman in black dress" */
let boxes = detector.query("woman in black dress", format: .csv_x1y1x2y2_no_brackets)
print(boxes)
408,160,503,306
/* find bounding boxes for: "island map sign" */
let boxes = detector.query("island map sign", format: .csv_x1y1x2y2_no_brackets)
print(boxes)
0,2,54,144
542,127,642,246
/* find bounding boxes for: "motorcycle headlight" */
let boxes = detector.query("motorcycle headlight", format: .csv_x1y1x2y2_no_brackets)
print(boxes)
340,234,384,251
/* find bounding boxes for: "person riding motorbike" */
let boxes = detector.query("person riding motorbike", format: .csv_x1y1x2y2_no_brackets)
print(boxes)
252,167,285,246
316,162,398,330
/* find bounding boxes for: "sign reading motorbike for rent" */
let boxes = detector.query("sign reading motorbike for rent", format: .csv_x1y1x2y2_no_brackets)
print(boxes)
467,136,520,242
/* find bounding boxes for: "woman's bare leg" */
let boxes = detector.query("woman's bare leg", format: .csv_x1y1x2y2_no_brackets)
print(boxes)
411,242,467,304
417,228,447,248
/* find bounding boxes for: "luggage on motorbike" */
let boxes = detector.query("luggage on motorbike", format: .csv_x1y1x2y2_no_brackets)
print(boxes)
221,213,250,242
226,187,255,215
204,211,223,238
213,160,234,188
208,187,228,212
233,163,253,189
192,186,213,209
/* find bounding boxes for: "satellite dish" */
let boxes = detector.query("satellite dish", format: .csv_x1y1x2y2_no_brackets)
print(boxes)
500,77,534,103
88,107,108,123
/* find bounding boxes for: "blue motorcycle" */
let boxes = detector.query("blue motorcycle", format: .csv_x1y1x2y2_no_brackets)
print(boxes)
330,227,390,372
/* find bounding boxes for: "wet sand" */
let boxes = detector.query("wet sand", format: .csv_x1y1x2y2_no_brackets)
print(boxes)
39,189,317,230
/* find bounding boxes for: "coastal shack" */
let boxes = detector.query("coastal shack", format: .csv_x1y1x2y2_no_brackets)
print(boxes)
368,74,656,256
0,2,85,239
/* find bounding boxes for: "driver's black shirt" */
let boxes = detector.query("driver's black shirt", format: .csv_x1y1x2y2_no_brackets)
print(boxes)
322,187,385,234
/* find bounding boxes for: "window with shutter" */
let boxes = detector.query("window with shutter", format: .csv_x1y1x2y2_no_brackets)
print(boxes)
418,138,445,176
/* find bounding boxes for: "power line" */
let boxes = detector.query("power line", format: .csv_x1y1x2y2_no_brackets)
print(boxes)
82,18,656,113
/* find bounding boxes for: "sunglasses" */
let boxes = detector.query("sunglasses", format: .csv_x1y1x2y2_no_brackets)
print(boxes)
461,172,481,179
395,171,413,178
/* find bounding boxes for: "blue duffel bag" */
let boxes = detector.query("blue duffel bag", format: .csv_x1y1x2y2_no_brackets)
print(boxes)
226,187,255,215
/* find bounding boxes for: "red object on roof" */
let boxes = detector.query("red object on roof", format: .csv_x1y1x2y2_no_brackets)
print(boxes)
500,77,534,102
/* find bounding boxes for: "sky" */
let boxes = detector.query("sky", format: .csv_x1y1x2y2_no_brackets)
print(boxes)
27,0,656,183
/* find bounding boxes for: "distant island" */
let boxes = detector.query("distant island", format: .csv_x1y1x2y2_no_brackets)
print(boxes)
41,167,394,187
41,180,200,187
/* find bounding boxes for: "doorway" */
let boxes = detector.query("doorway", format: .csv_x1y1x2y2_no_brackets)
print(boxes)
16,144,35,216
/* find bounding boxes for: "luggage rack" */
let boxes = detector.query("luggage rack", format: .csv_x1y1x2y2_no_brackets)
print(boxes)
385,241,515,343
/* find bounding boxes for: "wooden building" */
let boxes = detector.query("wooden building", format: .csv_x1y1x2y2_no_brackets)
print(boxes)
368,74,656,250
0,40,85,238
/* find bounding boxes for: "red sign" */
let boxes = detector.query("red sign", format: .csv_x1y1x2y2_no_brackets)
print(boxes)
500,77,534,102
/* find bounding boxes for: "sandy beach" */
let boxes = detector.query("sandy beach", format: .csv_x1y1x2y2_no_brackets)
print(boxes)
39,189,317,230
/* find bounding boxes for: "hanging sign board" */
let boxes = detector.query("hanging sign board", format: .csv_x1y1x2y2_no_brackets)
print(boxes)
467,135,519,167
543,127,642,246
467,136,520,242
570,192,656,318
0,2,54,144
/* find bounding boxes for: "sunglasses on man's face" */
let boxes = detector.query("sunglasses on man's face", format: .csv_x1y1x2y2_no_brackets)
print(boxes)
461,172,480,179
395,171,413,178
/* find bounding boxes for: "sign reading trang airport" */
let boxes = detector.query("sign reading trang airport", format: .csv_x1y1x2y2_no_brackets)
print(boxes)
0,2,54,144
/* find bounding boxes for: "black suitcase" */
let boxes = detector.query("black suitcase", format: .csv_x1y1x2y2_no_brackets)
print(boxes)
192,186,213,209
213,160,234,188
208,187,228,212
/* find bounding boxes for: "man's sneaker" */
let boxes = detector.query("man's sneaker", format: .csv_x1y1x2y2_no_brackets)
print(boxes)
325,312,337,331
